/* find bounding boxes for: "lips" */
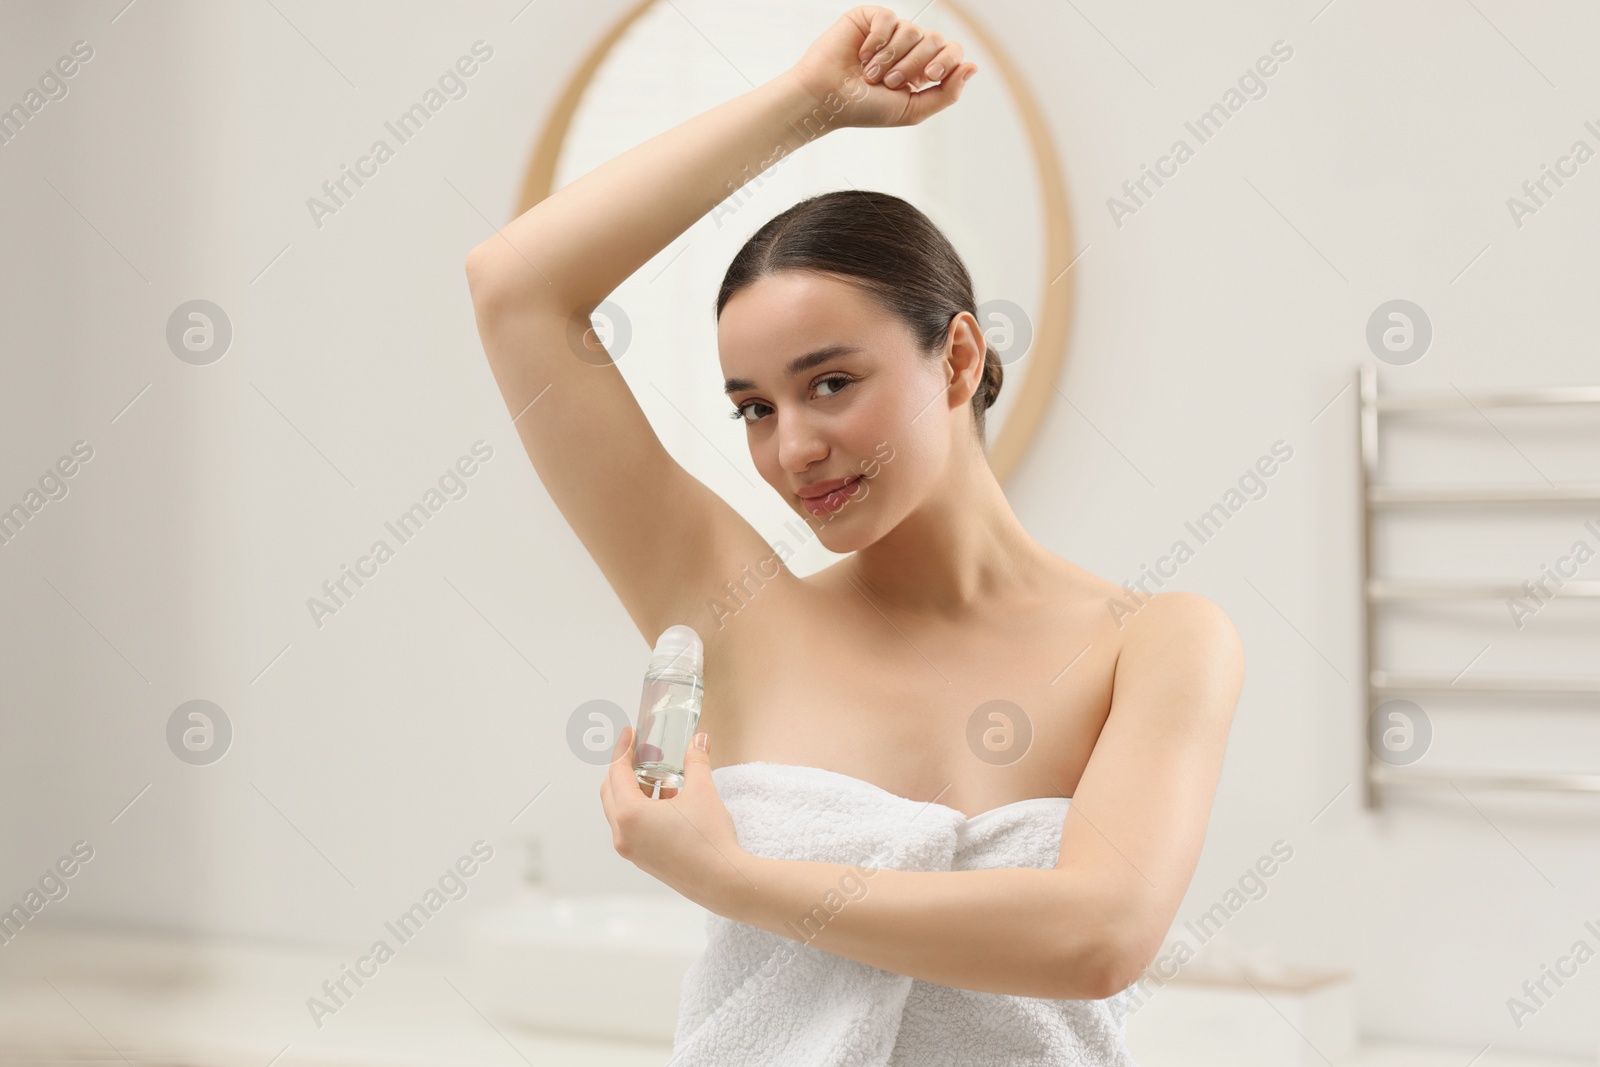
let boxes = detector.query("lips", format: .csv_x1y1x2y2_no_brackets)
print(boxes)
796,475,863,500
798,474,866,516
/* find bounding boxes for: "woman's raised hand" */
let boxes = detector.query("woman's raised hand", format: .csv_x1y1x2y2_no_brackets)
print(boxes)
788,5,978,129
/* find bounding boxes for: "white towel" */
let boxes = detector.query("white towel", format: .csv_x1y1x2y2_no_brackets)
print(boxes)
669,761,1142,1066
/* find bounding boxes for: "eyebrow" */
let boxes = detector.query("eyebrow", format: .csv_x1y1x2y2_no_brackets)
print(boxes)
723,344,861,395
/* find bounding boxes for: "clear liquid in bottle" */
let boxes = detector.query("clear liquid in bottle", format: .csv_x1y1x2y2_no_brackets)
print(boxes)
632,625,704,797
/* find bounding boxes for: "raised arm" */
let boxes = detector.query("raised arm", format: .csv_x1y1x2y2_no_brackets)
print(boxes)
463,8,976,645
465,5,974,312
462,76,825,646
465,70,822,317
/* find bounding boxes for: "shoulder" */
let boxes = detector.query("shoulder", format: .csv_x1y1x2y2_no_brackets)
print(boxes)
1047,557,1236,647
1123,590,1240,646
1112,591,1244,711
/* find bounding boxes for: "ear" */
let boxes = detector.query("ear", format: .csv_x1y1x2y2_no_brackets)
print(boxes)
946,310,985,403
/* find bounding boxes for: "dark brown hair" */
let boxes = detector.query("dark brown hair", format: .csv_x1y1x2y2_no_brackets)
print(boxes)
715,190,1003,443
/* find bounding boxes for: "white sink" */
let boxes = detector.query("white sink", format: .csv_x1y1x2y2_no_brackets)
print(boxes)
467,892,710,1043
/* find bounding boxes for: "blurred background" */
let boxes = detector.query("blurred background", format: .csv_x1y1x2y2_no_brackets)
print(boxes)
2,0,1598,1064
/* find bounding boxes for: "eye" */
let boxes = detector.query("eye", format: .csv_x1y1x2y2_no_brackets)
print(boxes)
727,374,855,424
728,399,771,423
814,373,855,398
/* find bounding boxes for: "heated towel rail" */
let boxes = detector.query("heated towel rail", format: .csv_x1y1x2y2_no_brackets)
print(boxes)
1356,364,1600,808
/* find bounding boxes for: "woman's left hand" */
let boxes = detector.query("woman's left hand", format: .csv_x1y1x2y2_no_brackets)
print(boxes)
600,726,751,913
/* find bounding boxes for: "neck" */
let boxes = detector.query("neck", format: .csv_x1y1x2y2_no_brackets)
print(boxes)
842,436,1046,619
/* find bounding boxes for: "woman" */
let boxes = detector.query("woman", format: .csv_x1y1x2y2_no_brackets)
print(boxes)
466,6,1243,1062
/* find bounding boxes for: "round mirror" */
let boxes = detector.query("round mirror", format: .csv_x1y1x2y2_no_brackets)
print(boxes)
517,0,1074,575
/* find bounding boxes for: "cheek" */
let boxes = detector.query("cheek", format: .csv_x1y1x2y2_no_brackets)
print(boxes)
874,389,945,462
851,373,927,444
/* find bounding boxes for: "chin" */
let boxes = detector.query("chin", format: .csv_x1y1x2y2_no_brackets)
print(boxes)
812,514,879,555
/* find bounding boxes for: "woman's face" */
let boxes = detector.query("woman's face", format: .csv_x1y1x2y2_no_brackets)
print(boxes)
718,270,954,552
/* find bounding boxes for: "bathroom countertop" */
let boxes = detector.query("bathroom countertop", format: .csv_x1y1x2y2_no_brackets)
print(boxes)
0,925,674,1066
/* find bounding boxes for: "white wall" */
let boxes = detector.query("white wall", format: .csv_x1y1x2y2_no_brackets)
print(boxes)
1,0,1597,1056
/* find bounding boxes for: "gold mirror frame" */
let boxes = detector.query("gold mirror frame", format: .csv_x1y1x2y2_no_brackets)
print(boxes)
515,0,1073,485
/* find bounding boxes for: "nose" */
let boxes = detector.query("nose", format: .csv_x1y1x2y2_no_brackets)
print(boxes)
775,409,828,475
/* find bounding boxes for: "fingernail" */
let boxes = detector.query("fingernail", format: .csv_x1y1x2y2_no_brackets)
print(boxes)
865,63,880,80
884,71,903,88
694,732,708,751
927,63,944,79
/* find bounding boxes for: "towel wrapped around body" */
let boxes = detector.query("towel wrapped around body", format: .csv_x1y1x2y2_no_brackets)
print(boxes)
669,761,1142,1067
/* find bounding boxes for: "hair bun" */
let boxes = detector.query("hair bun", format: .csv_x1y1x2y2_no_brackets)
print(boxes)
979,348,1005,412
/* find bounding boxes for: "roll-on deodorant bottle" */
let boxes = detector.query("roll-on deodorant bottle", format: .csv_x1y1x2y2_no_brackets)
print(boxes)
632,624,704,797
